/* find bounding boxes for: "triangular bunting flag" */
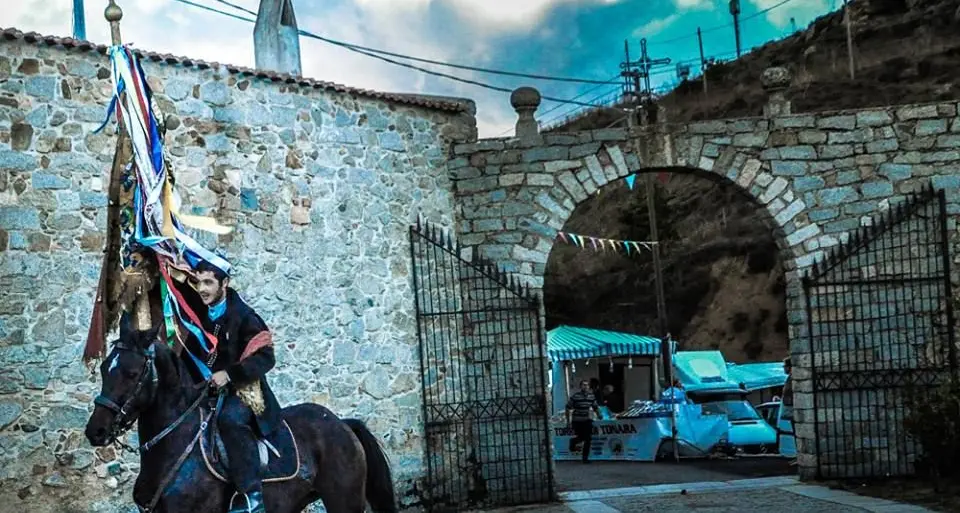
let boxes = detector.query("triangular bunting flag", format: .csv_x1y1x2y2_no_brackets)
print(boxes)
625,174,637,190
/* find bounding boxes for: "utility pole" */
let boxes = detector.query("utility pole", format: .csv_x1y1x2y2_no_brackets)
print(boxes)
72,0,86,40
620,40,641,103
645,173,671,395
619,39,671,124
729,0,742,58
843,0,855,79
625,100,676,463
697,27,708,96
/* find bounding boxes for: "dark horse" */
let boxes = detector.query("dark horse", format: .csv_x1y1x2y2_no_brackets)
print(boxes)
84,323,397,513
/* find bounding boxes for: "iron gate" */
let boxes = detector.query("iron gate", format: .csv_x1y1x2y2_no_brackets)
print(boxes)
803,183,958,479
409,220,554,512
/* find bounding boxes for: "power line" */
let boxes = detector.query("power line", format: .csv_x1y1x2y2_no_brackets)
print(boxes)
539,86,625,130
210,0,617,86
494,77,621,137
646,0,796,46
171,0,607,108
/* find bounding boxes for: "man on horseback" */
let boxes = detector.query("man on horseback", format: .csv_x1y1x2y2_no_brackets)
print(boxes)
185,260,282,513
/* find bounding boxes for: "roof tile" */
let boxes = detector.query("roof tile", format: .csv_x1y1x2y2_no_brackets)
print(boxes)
0,26,471,113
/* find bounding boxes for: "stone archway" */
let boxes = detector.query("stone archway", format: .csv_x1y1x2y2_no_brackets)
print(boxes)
450,130,822,478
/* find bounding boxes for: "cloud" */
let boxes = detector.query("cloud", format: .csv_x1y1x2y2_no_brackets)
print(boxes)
351,0,622,32
748,0,832,29
673,0,715,10
632,14,681,38
0,0,622,138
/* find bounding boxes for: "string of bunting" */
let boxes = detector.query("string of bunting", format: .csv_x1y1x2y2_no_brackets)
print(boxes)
556,231,658,255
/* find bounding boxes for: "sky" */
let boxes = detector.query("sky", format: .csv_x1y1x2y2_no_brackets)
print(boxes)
1,0,840,137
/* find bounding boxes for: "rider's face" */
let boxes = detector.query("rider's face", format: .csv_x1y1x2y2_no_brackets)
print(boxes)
195,271,227,306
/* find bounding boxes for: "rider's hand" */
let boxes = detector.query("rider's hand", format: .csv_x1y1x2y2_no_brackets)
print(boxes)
211,370,230,389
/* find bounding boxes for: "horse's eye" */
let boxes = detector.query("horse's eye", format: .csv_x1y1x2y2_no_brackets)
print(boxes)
124,370,139,379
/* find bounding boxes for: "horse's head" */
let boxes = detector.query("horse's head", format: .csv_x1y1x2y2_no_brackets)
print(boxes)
84,321,164,447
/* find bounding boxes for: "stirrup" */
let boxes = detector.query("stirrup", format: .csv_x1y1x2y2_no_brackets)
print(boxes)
228,490,265,513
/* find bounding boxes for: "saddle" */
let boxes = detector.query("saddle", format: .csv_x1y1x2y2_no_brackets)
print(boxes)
198,406,301,483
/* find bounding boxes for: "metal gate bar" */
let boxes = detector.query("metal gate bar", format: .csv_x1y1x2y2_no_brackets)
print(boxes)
803,182,957,479
410,219,554,512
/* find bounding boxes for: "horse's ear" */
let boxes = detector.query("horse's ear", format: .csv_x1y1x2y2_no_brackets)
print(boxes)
141,322,164,350
118,313,134,342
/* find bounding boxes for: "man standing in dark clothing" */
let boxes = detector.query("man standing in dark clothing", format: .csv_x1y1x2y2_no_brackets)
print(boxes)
566,379,601,463
180,260,282,513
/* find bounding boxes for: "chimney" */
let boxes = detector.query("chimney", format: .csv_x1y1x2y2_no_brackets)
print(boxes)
254,0,302,77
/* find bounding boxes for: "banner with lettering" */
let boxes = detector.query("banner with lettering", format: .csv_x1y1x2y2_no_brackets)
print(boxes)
551,405,729,461
552,418,667,461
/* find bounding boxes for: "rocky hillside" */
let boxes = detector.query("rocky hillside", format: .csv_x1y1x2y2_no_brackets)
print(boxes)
543,0,960,363
543,174,788,363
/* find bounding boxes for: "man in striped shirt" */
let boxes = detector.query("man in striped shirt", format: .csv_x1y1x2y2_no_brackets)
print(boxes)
566,379,601,463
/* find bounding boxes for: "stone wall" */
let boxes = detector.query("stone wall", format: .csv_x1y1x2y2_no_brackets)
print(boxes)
0,36,476,512
450,100,960,480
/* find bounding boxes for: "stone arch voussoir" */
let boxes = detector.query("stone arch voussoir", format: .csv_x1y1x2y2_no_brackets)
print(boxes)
514,141,639,284
539,143,818,275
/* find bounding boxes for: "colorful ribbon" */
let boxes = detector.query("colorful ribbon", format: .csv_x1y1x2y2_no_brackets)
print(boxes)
97,45,235,375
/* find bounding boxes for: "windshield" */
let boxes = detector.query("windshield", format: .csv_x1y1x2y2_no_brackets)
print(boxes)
701,400,761,421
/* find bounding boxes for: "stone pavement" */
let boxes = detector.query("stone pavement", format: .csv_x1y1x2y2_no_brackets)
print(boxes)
480,476,934,513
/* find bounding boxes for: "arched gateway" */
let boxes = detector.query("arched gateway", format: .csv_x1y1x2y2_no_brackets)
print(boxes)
416,74,959,511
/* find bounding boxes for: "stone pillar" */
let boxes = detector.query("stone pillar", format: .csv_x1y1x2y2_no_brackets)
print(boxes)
510,86,541,139
761,66,792,118
254,0,302,77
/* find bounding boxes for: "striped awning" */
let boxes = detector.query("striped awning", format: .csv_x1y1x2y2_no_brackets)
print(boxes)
546,325,674,362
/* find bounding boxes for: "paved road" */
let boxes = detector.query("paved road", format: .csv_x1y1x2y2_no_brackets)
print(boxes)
471,457,933,513
479,478,934,513
555,455,795,492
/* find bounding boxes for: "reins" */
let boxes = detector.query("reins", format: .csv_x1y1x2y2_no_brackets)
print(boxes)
139,389,224,513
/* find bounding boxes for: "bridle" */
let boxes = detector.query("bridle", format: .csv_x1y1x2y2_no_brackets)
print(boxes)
94,340,160,449
92,338,213,513
93,340,209,454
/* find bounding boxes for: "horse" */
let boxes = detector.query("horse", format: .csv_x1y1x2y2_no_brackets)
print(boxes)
83,323,397,513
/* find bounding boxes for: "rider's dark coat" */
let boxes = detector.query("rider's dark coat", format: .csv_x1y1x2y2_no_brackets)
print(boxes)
178,284,282,437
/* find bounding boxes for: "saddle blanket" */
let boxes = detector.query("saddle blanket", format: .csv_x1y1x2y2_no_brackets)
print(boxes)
200,415,301,483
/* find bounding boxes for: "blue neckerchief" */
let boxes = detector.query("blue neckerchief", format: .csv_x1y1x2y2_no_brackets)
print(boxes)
208,296,227,321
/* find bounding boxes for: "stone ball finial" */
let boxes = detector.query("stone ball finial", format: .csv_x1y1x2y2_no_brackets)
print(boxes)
760,66,792,92
510,87,541,111
105,0,123,22
511,86,541,139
